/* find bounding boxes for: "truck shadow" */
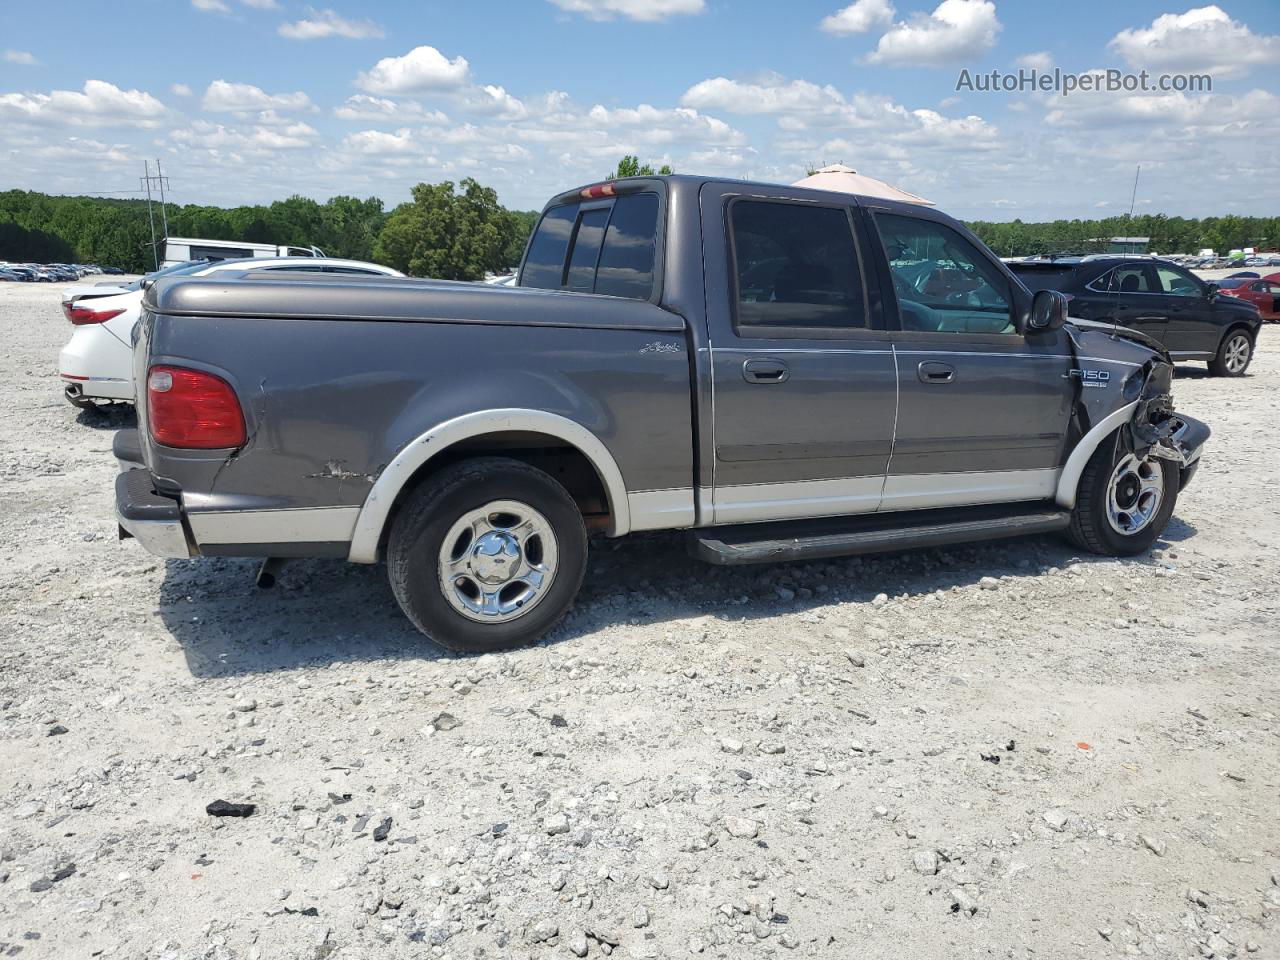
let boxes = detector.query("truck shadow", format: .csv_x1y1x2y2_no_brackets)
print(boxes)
158,514,1198,678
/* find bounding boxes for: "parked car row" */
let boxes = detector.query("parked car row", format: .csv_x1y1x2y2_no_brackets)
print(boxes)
109,174,1211,652
58,256,404,408
1,261,125,282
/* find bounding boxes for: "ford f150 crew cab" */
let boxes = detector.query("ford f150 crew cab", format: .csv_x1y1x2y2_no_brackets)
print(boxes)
115,175,1210,652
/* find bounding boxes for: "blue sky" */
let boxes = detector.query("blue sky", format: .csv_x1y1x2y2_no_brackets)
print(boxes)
1,0,1277,220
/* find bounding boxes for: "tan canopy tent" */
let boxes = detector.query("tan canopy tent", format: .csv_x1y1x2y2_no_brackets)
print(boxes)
792,163,934,206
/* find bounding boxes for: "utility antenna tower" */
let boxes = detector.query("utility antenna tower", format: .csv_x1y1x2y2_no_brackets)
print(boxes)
140,160,172,270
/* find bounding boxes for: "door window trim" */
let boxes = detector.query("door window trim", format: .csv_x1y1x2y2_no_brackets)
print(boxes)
726,195,875,341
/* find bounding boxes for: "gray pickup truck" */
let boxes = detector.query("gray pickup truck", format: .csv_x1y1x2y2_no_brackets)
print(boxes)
115,175,1209,651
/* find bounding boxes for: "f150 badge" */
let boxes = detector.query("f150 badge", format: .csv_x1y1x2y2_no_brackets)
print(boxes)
1064,368,1111,388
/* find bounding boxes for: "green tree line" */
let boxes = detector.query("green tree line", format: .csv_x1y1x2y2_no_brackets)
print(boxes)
967,213,1280,258
4,177,1276,277
0,182,539,279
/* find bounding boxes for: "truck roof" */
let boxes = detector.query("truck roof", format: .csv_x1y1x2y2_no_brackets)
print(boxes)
547,173,956,222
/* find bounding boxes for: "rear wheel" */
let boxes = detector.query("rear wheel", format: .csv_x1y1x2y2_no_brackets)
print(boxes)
1209,329,1252,376
386,457,587,653
1067,430,1178,556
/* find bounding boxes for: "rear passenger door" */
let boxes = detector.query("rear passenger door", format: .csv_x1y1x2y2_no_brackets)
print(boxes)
1089,264,1169,345
701,185,897,524
867,209,1072,511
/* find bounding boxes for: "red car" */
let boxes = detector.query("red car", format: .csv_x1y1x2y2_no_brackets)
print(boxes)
1217,276,1280,320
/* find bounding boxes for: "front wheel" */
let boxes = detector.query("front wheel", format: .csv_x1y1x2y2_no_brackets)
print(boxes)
1209,329,1252,377
386,457,587,653
1067,431,1178,556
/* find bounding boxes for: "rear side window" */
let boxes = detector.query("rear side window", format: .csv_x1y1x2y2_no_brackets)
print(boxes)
520,203,578,289
519,193,660,300
1089,265,1154,293
565,208,610,292
595,194,659,299
730,200,865,330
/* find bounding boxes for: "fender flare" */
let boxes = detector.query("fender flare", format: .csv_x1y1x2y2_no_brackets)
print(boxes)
1054,400,1138,510
346,408,631,563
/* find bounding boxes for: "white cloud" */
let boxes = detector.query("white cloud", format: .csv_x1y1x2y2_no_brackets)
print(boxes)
868,0,1001,65
333,95,448,124
547,0,704,20
202,80,314,113
3,50,38,66
173,119,319,152
279,9,384,39
1043,82,1279,132
820,0,895,35
0,80,167,128
1016,51,1052,71
171,83,194,97
356,45,470,94
241,0,279,7
683,75,848,115
191,0,231,12
1109,5,1279,76
341,128,417,155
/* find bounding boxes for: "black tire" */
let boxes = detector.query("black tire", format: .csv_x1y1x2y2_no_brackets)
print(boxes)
1209,327,1253,377
386,457,587,653
1067,428,1178,556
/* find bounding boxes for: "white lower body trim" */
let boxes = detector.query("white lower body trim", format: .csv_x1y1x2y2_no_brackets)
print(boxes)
188,506,360,545
879,468,1059,512
713,476,884,524
628,489,695,530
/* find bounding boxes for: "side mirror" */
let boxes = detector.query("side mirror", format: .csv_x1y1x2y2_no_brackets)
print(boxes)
1026,289,1068,333
1204,281,1218,299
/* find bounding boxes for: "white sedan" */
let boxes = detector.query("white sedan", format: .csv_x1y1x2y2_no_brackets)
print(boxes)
58,257,404,408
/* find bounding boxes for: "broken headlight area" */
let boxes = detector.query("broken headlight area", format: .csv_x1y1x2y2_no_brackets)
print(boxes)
1129,360,1209,467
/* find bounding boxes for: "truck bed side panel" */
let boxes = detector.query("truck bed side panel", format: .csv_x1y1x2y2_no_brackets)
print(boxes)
142,314,693,518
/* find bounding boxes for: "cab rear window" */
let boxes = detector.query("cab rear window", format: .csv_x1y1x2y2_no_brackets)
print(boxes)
519,193,659,300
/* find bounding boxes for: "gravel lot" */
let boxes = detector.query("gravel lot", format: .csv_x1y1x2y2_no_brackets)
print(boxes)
1,279,1278,960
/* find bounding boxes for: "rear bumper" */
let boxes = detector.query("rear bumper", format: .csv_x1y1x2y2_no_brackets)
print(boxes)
116,467,192,559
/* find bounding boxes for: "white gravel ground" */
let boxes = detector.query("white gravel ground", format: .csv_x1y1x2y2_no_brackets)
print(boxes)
1,279,1278,960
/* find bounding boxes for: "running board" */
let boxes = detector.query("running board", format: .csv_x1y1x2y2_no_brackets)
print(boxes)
690,503,1071,566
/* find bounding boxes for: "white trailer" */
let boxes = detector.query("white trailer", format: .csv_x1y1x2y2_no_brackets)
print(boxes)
162,237,325,267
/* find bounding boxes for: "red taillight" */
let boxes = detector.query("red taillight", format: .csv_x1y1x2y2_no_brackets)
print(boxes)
147,365,246,449
579,182,616,199
65,302,125,325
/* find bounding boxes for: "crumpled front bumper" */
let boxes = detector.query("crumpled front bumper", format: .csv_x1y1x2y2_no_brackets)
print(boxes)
1142,413,1210,490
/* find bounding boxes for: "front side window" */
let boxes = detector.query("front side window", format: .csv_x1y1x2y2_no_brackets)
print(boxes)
730,200,865,330
874,213,1012,334
1155,265,1200,297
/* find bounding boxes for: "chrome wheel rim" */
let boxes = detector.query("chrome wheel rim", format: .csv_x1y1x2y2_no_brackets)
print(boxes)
1105,454,1164,536
1224,335,1250,374
438,499,558,623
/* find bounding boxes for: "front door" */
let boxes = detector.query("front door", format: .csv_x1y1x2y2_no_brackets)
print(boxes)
866,208,1073,512
1153,263,1217,356
701,186,897,525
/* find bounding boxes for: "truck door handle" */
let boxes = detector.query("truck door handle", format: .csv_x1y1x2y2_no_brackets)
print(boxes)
743,359,789,384
917,361,955,384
